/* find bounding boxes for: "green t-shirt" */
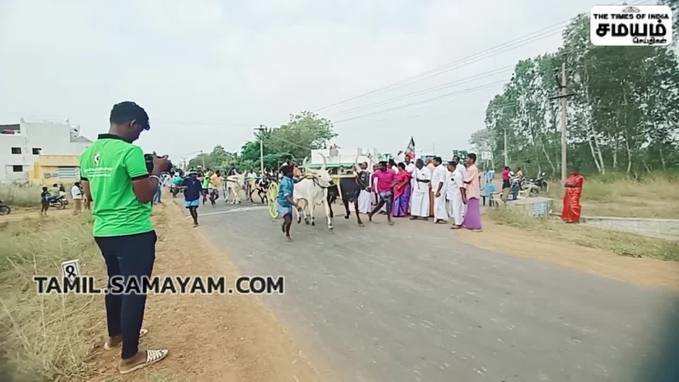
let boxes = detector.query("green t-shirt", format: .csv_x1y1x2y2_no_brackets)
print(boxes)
202,172,211,188
79,134,153,237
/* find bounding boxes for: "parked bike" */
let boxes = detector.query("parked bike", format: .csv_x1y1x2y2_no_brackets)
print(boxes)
0,200,10,215
48,195,68,210
523,172,549,196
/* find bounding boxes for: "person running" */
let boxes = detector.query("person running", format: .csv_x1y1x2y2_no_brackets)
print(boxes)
181,172,202,227
71,181,83,215
208,170,222,206
368,161,396,225
40,186,50,215
391,162,412,217
356,162,372,215
200,169,211,205
170,172,183,198
79,101,170,374
277,165,297,241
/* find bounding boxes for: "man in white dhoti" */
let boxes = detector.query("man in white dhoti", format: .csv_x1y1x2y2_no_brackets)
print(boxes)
356,162,372,214
409,158,430,220
446,159,466,228
431,156,448,223
405,155,416,210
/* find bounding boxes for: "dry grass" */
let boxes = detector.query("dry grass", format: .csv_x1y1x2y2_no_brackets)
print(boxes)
488,208,679,261
0,184,43,207
0,213,104,380
546,172,679,218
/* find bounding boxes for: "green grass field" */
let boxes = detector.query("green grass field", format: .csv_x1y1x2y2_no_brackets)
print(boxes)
488,208,679,261
0,213,103,380
546,171,679,219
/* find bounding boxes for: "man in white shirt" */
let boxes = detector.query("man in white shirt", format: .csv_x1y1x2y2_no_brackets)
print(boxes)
409,158,430,220
404,155,416,210
446,159,466,228
71,181,83,215
431,156,448,223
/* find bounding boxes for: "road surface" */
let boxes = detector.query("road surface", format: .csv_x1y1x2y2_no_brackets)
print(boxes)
189,201,679,381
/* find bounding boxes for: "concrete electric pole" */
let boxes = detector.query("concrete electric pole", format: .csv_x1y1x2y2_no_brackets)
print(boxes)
559,62,568,183
255,125,266,175
551,62,573,183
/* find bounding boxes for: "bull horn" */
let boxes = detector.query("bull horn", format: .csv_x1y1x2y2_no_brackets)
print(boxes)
320,153,327,170
302,157,308,170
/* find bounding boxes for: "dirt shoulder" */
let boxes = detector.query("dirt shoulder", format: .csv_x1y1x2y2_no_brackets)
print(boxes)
456,218,679,290
87,202,324,381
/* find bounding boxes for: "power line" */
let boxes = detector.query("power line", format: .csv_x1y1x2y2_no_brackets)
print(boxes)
333,80,507,124
329,65,513,117
314,21,570,112
314,0,652,115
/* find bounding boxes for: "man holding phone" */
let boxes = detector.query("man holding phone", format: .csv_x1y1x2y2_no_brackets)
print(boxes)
80,101,170,374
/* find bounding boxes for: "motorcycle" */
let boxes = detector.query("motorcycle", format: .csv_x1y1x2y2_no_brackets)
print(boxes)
523,172,549,196
48,195,68,210
0,200,10,215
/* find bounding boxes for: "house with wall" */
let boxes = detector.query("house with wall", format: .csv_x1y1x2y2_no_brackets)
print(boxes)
0,120,91,184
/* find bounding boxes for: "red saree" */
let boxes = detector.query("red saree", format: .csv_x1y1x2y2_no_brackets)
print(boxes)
561,173,585,223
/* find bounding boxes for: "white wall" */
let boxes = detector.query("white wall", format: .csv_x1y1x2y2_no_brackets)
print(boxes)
0,121,90,182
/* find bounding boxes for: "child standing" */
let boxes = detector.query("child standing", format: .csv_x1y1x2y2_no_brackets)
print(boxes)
40,186,50,215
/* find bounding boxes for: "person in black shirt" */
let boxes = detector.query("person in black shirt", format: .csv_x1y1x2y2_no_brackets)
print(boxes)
40,186,50,215
181,172,203,227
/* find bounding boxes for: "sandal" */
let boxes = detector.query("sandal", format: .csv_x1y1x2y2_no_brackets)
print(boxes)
119,349,168,374
104,328,148,350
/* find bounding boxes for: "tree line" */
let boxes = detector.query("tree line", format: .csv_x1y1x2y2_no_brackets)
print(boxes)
188,111,336,171
474,12,679,177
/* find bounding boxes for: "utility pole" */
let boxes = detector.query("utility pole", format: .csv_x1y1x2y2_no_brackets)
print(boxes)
255,125,266,175
551,62,574,183
559,62,568,183
503,126,508,165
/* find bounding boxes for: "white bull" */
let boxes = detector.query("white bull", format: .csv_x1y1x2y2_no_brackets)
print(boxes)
225,173,245,204
293,167,334,230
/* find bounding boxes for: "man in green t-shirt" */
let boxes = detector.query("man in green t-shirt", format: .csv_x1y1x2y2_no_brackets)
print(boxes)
80,101,170,374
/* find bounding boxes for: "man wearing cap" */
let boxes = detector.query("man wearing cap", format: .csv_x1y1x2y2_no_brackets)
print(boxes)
80,101,170,374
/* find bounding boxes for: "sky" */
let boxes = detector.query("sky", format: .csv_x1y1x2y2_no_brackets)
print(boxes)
0,0,632,162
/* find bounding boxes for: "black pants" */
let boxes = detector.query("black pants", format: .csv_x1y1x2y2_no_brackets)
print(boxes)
95,231,157,359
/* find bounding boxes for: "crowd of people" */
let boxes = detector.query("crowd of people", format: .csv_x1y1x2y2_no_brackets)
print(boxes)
274,152,485,240
39,182,86,216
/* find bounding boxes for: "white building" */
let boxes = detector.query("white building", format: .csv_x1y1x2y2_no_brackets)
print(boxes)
0,120,91,183
308,146,383,169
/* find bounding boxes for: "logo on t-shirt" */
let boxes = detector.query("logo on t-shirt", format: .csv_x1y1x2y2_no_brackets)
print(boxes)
93,152,101,166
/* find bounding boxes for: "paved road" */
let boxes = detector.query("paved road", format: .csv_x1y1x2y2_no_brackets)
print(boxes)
191,202,679,381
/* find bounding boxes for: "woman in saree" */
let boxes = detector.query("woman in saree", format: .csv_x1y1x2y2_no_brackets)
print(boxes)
561,169,585,223
392,162,412,217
